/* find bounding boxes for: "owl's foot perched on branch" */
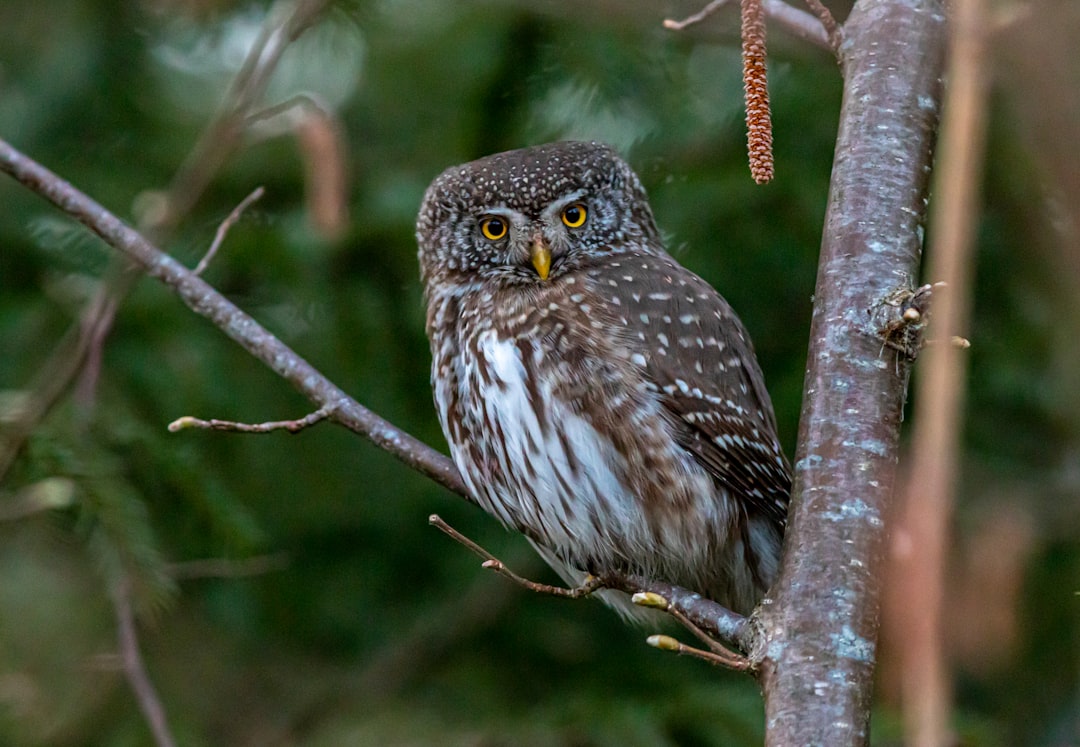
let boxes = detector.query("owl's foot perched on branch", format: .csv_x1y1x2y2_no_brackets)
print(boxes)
429,514,753,670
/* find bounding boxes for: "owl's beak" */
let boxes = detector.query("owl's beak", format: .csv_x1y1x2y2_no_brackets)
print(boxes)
530,240,552,280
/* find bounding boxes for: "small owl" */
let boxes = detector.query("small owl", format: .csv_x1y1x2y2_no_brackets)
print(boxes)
417,141,789,617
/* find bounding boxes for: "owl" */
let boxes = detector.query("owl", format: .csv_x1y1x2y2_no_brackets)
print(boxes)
417,141,790,617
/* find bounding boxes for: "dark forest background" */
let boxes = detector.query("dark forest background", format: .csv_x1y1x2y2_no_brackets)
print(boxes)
1,1,1077,745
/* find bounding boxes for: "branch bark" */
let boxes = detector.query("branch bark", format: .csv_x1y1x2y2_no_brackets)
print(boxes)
0,137,468,501
755,0,947,743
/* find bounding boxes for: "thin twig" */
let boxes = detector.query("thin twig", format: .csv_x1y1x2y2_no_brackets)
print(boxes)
429,514,604,598
633,590,750,666
633,591,741,655
663,0,727,29
482,559,605,598
168,402,336,434
111,578,176,747
194,186,265,275
647,634,751,670
802,0,844,55
664,0,834,52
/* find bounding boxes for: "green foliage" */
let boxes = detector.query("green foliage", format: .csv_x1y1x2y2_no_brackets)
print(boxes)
0,1,1076,745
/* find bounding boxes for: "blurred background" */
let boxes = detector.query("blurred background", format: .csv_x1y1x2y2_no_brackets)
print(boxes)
0,0,1076,744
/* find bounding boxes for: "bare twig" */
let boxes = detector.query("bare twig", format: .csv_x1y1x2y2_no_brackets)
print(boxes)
194,186,265,275
647,634,751,670
168,403,336,434
664,0,834,52
663,0,727,29
429,514,603,598
802,0,844,54
482,559,605,599
111,578,176,747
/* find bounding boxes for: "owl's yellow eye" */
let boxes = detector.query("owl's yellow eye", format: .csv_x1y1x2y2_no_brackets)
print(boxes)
561,203,587,228
480,216,508,241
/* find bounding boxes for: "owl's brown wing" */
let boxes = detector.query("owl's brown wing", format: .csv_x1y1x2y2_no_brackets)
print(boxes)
590,255,791,525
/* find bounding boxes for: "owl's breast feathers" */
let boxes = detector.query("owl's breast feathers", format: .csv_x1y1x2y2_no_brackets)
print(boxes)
426,252,788,604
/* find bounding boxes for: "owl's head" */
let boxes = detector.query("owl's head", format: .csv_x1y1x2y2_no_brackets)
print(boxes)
416,141,661,292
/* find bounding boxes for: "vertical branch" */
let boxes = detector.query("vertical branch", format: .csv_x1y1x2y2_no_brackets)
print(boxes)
162,0,333,228
741,0,775,183
111,578,176,747
899,0,989,742
756,0,947,744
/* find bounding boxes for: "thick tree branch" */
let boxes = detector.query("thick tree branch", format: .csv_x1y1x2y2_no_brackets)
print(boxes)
755,0,947,744
0,137,468,501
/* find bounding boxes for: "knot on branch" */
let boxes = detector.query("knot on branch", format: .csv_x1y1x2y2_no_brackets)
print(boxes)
869,282,964,359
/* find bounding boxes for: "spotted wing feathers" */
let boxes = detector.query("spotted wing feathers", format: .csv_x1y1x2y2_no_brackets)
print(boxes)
590,255,790,526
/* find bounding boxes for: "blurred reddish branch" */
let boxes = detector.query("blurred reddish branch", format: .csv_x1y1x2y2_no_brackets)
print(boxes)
111,577,176,747
893,0,989,742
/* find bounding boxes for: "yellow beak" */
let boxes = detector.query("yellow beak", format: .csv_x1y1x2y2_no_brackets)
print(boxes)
531,241,552,280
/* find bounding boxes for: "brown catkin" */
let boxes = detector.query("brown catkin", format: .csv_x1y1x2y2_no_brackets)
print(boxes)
741,0,774,184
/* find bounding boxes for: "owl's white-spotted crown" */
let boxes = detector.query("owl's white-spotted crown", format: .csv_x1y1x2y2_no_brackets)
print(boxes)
416,141,663,287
